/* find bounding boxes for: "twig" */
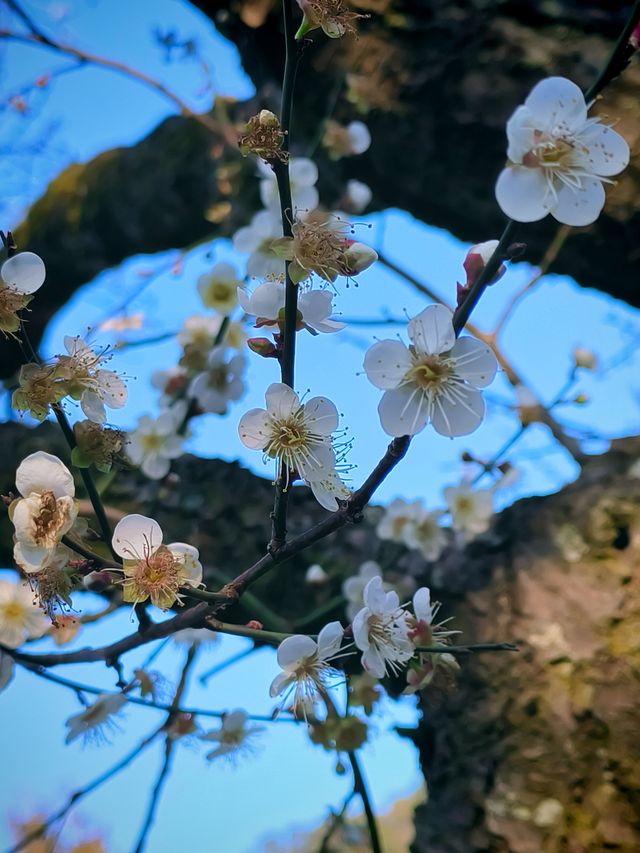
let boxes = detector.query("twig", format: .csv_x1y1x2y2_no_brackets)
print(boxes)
584,0,640,102
317,789,357,853
415,642,518,655
132,647,197,853
269,0,304,551
347,751,383,853
0,29,234,144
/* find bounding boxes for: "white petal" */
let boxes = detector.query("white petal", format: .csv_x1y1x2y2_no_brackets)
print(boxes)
96,371,127,408
290,157,318,187
363,340,412,389
361,646,386,679
580,123,630,177
303,396,338,435
141,454,171,480
1,252,46,294
363,576,386,612
269,671,294,698
248,281,285,319
551,178,605,227
13,540,51,574
347,121,371,155
413,587,432,624
224,709,248,731
524,77,587,132
276,634,317,669
352,607,371,651
495,166,551,222
431,386,485,437
16,451,75,499
168,543,202,586
307,471,349,511
408,305,455,356
317,621,343,659
505,106,537,163
298,289,332,323
450,337,498,388
112,514,163,560
238,408,270,450
265,383,301,419
298,442,336,482
80,391,107,424
378,386,429,437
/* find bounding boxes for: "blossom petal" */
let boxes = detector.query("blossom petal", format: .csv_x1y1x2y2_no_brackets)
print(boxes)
247,281,285,319
413,587,432,624
431,385,485,437
524,76,587,132
352,607,371,651
112,514,163,560
450,338,498,388
1,252,46,294
80,391,106,424
361,645,387,679
378,386,429,437
276,634,317,670
408,305,455,356
303,396,339,435
141,454,171,480
238,408,270,450
289,157,318,187
269,671,294,698
347,121,371,155
363,576,386,612
317,621,343,659
96,371,127,408
16,451,75,499
551,178,605,227
580,123,630,177
495,166,551,222
265,383,301,419
168,543,202,586
363,340,412,390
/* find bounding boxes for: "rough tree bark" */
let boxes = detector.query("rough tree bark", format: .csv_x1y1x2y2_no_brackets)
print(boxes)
2,0,639,378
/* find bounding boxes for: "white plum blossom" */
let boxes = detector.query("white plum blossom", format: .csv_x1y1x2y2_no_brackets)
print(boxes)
258,157,319,216
352,576,413,678
151,365,189,403
404,587,459,694
238,383,339,486
232,210,284,279
324,120,371,159
188,347,246,414
364,304,497,438
11,452,78,574
306,564,329,584
269,622,345,715
1,251,46,293
112,513,202,610
200,710,264,761
177,314,225,350
0,252,47,334
238,281,345,334
376,498,422,543
342,560,383,622
56,336,127,423
197,262,241,314
344,179,372,213
0,579,48,647
496,76,629,226
65,692,127,744
443,482,494,540
0,650,14,694
404,507,448,561
127,403,186,480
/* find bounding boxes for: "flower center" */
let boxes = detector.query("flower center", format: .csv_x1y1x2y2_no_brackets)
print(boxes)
141,433,164,452
209,282,232,301
454,496,473,514
407,355,453,390
207,366,229,391
34,491,68,544
524,132,578,171
0,601,26,623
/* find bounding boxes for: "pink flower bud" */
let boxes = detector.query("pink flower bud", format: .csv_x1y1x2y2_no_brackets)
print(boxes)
247,337,279,358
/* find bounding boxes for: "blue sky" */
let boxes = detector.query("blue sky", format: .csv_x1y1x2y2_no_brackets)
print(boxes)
1,1,639,851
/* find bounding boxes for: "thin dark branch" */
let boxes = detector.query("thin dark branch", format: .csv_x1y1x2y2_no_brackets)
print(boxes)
347,751,383,853
584,0,640,102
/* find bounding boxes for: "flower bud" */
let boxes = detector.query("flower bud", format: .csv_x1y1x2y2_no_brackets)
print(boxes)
258,109,279,127
342,241,377,275
247,337,279,359
572,347,597,371
305,563,328,584
462,240,506,290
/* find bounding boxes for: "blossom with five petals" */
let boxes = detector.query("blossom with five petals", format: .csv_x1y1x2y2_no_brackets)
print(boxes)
269,622,345,715
55,336,127,423
200,710,264,761
496,76,629,226
65,692,127,744
352,576,413,678
112,514,202,610
364,304,497,438
238,281,345,334
238,383,339,485
0,579,49,647
11,452,78,574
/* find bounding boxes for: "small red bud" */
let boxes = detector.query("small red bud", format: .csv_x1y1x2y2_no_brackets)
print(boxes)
246,620,263,630
247,337,279,358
